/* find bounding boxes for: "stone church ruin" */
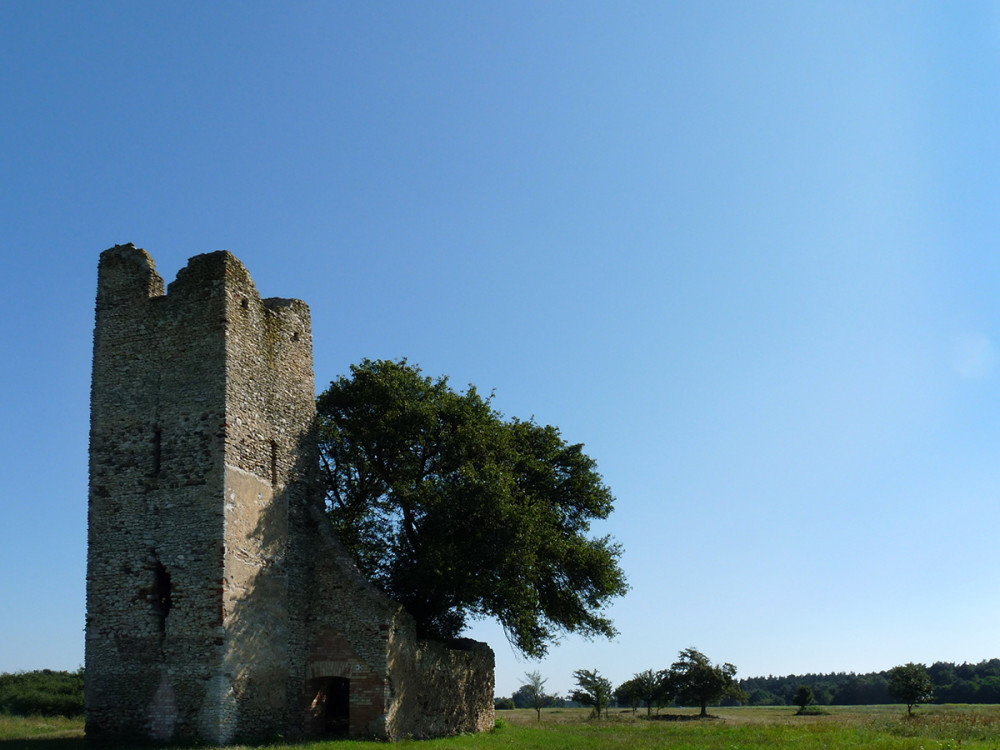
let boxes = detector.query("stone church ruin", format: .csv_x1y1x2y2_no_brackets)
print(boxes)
85,245,494,743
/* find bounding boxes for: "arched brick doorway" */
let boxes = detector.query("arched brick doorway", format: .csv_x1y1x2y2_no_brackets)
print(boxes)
306,676,349,736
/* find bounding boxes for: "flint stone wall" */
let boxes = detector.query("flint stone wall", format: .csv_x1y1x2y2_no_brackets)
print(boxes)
85,244,494,743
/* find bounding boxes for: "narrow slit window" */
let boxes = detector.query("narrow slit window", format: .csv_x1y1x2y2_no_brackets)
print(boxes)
152,427,162,477
270,440,278,486
151,560,172,634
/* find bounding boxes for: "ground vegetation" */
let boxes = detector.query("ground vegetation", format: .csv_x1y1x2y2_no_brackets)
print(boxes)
15,705,1000,748
0,669,83,717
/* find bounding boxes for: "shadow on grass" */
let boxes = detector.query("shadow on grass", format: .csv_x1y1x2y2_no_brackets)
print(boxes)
0,740,88,750
795,707,831,716
645,713,720,722
0,735,355,750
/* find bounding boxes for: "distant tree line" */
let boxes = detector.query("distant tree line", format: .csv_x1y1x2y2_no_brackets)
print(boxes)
740,659,1000,706
0,669,84,717
497,658,1000,715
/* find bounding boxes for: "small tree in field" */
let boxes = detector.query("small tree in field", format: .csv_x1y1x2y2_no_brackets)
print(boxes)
887,663,934,716
793,685,814,713
571,668,613,719
665,647,746,717
523,671,554,722
615,671,668,716
615,677,641,714
631,669,669,716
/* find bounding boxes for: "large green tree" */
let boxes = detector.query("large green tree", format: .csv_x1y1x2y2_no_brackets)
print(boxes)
316,359,628,658
666,647,746,717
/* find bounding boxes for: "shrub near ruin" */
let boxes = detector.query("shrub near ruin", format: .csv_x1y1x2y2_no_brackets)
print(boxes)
0,670,83,717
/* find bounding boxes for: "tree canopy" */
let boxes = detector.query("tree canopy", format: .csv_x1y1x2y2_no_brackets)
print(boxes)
741,659,1000,706
793,685,814,713
571,668,613,719
887,663,934,716
316,358,628,658
614,677,642,714
666,647,746,717
617,669,669,716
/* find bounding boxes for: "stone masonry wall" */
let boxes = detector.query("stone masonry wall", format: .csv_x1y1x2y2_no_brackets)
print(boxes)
86,244,494,744
87,247,230,741
386,636,496,738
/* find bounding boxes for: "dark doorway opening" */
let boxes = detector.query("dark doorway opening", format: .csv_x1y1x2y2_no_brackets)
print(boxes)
307,677,349,736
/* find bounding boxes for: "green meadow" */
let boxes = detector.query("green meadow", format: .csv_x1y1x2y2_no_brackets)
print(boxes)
7,705,1000,749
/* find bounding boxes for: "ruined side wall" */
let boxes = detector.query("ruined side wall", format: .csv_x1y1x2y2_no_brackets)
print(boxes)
86,246,230,741
295,503,406,738
386,637,495,739
299,501,496,740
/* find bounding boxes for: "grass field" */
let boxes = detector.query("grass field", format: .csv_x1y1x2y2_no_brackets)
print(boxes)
6,705,1000,749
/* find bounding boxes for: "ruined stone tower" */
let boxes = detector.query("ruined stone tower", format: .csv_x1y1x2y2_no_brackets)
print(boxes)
85,245,494,744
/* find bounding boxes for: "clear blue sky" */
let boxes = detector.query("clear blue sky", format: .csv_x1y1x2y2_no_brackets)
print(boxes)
2,1,1000,699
